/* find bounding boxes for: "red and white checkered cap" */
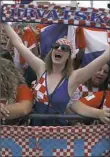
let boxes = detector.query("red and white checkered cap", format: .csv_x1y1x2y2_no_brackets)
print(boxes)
56,38,73,53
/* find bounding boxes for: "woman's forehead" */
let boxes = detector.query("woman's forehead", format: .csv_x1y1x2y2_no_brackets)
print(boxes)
103,64,109,70
56,38,72,45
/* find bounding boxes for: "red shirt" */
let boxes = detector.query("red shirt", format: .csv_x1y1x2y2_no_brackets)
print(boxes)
80,91,110,108
16,84,33,102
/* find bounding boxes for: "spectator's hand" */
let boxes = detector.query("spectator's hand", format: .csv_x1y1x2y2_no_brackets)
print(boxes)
31,26,40,36
99,108,110,124
103,46,110,60
0,103,10,119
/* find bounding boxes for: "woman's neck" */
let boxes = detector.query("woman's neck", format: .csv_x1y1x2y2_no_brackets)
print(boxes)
52,64,65,74
92,82,99,88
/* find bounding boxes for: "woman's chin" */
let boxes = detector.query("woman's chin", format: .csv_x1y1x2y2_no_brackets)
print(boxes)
52,59,62,64
93,81,101,87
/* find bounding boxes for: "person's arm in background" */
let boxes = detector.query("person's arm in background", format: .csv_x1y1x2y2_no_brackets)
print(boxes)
69,100,110,124
0,85,33,120
0,100,33,120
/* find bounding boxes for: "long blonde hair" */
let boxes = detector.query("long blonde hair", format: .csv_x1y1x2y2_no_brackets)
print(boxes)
45,49,73,77
0,57,25,103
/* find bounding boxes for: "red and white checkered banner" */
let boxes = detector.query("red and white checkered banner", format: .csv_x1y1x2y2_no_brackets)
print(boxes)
1,4,110,30
0,124,110,157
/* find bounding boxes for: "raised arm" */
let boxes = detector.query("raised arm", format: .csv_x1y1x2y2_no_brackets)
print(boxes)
3,23,45,77
69,46,110,89
69,100,110,124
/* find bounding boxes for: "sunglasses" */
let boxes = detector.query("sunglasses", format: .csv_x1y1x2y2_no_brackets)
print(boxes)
52,43,71,53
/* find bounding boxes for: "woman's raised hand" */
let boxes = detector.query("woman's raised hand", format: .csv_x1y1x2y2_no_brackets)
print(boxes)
103,45,110,60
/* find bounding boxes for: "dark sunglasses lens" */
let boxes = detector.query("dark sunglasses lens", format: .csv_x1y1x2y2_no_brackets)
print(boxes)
52,43,71,53
52,43,60,49
61,45,71,52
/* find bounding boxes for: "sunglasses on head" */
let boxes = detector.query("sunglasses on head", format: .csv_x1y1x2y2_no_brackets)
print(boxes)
52,43,71,53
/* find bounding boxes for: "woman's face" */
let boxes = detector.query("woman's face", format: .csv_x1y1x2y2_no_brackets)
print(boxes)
92,64,109,87
51,43,71,65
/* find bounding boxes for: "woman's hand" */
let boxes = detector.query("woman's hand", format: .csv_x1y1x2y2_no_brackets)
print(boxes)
99,108,110,124
103,46,110,60
31,26,40,37
0,103,10,119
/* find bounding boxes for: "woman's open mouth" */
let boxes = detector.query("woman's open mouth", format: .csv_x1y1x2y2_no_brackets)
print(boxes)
55,54,62,60
96,76,102,80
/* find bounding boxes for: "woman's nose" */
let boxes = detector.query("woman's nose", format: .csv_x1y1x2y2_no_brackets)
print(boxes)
57,46,61,51
99,70,104,75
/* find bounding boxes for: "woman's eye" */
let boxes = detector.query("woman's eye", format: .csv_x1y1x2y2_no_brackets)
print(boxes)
104,71,108,74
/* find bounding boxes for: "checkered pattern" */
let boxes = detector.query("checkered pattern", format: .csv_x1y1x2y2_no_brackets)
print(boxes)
0,124,110,157
2,149,12,157
0,126,40,157
34,124,110,157
78,84,98,98
53,149,74,157
1,4,109,30
32,72,49,105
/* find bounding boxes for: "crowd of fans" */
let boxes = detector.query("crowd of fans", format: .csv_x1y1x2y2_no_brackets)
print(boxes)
0,22,110,126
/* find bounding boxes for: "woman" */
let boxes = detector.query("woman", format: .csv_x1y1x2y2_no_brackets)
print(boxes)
67,62,110,125
68,93,110,125
78,62,110,98
89,62,110,90
1,57,109,126
78,62,110,112
0,58,109,124
2,23,110,126
0,57,33,125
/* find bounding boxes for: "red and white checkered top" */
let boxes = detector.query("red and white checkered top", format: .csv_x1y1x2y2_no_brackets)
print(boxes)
78,84,99,98
32,72,49,105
